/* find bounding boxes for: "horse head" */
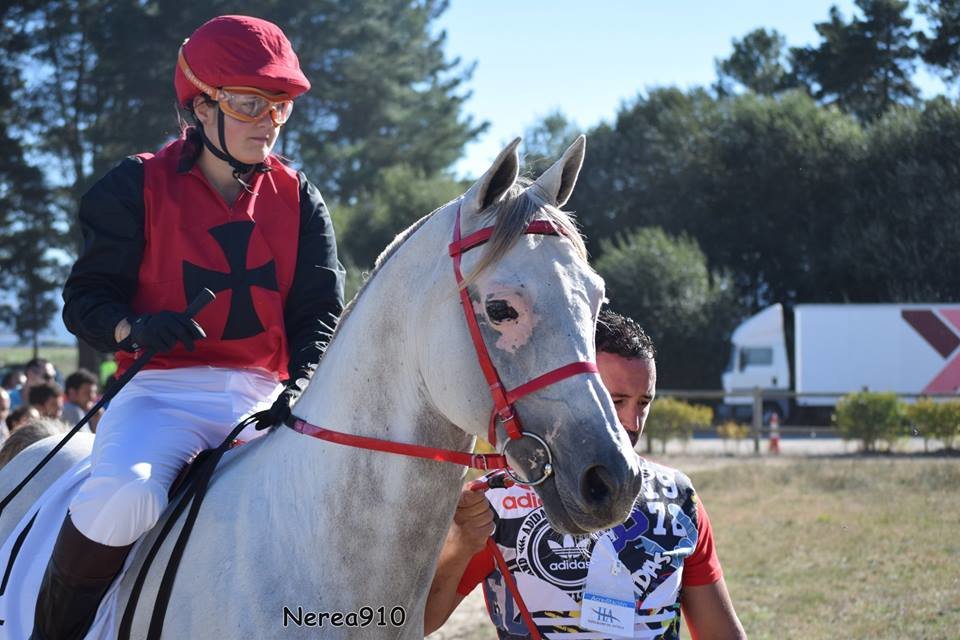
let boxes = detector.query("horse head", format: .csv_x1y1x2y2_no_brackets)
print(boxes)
421,136,643,533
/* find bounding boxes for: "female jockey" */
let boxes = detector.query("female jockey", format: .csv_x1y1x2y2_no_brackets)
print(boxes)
34,15,345,640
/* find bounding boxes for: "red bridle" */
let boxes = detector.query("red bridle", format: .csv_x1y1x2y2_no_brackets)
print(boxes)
288,201,598,485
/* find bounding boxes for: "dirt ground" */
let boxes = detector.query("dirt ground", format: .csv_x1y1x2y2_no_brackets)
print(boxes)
425,588,490,640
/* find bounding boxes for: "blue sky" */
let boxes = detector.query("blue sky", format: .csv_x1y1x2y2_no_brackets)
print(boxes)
437,0,944,178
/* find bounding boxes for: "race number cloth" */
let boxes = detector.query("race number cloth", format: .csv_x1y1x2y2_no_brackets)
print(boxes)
458,460,723,640
115,136,302,379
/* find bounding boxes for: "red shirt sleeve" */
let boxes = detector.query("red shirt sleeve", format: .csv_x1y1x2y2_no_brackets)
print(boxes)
456,545,495,596
681,497,724,587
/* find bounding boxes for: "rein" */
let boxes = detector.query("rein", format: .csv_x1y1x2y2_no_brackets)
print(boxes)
466,472,544,640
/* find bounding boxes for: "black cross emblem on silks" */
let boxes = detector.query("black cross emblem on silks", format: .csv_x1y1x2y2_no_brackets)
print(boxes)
182,221,278,340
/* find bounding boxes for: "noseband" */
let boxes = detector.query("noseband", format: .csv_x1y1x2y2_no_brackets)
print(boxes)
287,202,598,485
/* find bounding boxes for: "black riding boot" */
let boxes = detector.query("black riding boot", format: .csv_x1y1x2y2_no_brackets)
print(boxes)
30,514,132,640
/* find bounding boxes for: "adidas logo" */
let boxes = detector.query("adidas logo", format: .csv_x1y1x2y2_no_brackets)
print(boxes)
547,534,591,559
501,491,543,511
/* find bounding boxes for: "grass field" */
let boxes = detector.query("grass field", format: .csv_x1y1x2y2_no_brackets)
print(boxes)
433,456,960,640
689,457,960,639
0,346,79,379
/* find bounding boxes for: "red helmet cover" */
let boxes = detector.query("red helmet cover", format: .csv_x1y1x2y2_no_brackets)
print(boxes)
175,15,310,106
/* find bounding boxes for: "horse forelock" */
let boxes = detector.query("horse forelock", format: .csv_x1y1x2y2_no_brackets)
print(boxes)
461,178,591,289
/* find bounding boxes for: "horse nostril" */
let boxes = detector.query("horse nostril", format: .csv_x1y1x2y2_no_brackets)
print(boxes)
580,465,614,507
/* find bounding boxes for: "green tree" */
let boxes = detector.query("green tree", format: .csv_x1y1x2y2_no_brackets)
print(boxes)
4,0,483,366
791,0,919,121
829,98,960,301
917,0,960,83
0,6,68,354
594,227,741,389
715,28,794,96
333,164,466,270
568,88,721,254
573,89,864,309
699,92,864,307
521,111,581,176
282,0,486,202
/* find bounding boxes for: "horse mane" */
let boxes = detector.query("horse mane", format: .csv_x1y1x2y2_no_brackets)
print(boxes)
330,179,589,340
461,177,589,288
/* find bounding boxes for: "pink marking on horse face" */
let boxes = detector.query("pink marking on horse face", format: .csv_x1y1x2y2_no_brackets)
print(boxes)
472,288,539,354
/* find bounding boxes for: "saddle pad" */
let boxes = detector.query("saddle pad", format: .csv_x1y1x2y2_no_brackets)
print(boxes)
0,456,140,640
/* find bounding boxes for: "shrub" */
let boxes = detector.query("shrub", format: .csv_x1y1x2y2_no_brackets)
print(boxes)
834,391,906,452
646,398,713,454
906,398,960,451
717,420,751,453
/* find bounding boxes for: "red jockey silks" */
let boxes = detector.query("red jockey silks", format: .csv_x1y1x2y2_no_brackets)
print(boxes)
114,137,300,379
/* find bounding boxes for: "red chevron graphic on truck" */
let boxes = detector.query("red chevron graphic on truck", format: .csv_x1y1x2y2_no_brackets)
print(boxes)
902,309,960,393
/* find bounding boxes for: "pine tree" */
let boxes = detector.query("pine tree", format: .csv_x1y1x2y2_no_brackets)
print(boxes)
791,0,919,121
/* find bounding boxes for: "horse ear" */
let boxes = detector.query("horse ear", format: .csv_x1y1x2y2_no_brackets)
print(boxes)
463,137,521,215
533,135,586,207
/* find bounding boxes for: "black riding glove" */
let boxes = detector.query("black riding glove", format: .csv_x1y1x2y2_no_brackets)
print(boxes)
254,381,304,430
124,311,206,353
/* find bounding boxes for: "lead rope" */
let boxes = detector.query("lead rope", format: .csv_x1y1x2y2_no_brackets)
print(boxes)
467,474,544,640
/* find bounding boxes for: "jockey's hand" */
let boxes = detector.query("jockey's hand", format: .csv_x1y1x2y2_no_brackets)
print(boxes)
126,311,206,353
450,488,495,555
254,382,302,430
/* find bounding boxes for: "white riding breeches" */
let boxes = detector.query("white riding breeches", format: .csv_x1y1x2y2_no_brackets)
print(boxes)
69,367,281,546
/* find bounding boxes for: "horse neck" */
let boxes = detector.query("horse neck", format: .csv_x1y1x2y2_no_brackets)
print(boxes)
295,206,465,448
255,207,474,609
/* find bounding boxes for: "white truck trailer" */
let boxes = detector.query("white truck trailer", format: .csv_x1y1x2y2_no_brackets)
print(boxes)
721,303,960,422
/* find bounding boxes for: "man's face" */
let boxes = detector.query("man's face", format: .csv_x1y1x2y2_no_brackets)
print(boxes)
597,351,656,448
40,394,63,419
26,363,55,387
68,382,98,409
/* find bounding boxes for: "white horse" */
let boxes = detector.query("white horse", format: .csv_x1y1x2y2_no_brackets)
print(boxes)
0,136,641,638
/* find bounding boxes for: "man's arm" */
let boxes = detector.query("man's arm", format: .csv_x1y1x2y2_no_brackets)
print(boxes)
424,489,494,635
681,577,746,640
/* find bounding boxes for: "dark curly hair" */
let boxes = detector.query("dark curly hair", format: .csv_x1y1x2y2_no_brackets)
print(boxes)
596,309,656,360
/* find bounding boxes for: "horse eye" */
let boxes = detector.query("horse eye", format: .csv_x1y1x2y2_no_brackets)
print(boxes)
486,299,519,324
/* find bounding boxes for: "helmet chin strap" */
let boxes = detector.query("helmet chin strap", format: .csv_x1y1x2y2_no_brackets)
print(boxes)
196,109,264,192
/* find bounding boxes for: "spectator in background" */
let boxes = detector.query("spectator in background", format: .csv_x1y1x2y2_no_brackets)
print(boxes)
0,418,67,469
2,368,25,391
3,368,27,409
0,387,10,443
6,405,40,434
27,381,64,420
10,358,58,410
0,387,9,424
62,369,100,430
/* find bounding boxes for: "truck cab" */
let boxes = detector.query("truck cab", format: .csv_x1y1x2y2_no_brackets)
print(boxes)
721,304,790,420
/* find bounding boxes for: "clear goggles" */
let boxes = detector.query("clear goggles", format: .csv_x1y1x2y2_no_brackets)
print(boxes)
213,86,294,126
178,45,294,126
